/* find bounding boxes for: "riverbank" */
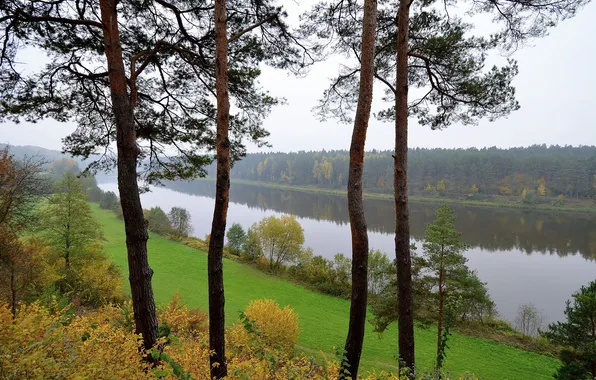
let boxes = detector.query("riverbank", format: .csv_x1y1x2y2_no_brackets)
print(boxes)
197,178,595,213
92,204,560,379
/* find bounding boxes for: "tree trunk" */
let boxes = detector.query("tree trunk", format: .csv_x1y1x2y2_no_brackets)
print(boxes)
436,266,444,364
65,229,70,271
99,0,159,352
208,0,230,377
10,266,16,317
340,0,377,378
591,317,596,379
394,0,415,373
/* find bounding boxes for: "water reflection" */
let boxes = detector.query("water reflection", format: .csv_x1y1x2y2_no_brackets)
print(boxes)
166,180,596,261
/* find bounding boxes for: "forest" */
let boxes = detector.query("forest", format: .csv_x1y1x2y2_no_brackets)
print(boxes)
218,145,596,200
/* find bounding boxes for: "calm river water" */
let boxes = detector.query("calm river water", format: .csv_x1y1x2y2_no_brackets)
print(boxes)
99,180,596,326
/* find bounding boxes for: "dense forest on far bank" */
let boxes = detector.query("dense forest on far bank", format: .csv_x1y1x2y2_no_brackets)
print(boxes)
212,145,596,201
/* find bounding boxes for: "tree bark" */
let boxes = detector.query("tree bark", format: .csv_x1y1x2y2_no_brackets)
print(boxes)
436,265,444,364
10,266,16,317
591,317,595,379
99,0,159,352
208,0,230,377
394,0,415,373
340,0,377,378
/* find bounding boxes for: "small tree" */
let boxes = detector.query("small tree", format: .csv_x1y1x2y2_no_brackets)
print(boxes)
99,191,120,211
168,207,192,239
253,215,304,270
368,250,393,296
242,227,263,261
39,173,103,272
542,280,596,380
0,232,56,315
422,204,469,371
226,223,246,255
0,148,49,230
515,303,544,337
145,207,173,236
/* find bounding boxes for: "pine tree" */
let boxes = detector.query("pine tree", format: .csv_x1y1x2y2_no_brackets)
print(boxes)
542,280,596,380
422,204,469,371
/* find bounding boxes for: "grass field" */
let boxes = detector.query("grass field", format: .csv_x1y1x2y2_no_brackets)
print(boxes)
93,204,560,379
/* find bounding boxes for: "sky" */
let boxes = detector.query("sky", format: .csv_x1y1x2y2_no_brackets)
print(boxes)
1,1,596,153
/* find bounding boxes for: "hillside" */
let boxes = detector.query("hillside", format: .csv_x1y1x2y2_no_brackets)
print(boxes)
93,204,560,379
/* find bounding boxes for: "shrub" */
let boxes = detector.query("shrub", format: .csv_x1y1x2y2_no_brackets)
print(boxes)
0,299,480,379
241,299,299,354
0,302,150,379
182,237,209,251
159,293,207,336
99,191,120,211
145,207,173,236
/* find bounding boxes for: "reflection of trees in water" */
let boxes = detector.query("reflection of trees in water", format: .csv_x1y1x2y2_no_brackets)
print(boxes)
165,180,596,260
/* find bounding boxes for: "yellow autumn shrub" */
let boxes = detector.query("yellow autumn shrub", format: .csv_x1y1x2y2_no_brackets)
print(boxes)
0,299,478,379
0,302,150,379
159,293,207,336
241,298,300,354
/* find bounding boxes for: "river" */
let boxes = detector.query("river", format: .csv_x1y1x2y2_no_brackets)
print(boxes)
98,180,596,326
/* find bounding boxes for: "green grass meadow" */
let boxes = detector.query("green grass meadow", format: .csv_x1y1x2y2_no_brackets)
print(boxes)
93,204,559,379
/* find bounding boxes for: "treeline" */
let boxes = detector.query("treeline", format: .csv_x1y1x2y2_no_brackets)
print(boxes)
219,145,596,200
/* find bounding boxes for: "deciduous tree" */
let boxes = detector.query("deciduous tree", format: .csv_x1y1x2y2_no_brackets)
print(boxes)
226,223,246,254
145,207,172,236
39,173,103,273
253,215,305,271
0,148,48,230
168,207,192,239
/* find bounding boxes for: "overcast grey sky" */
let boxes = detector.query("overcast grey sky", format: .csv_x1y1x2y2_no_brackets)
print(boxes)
1,1,595,153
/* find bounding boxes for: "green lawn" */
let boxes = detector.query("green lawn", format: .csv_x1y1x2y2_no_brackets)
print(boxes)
93,204,559,379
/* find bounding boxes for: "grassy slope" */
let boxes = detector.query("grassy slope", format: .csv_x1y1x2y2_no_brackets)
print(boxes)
93,204,559,379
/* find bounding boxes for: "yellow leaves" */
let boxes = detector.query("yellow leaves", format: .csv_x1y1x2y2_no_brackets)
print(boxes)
536,177,547,196
471,184,479,193
0,301,150,379
313,156,333,182
236,299,300,355
498,176,512,196
0,297,479,379
159,293,207,335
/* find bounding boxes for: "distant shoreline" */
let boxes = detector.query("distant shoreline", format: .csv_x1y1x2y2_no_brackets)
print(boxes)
189,177,596,213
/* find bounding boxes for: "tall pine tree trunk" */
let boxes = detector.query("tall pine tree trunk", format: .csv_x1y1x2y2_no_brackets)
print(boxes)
208,0,230,377
99,0,159,351
340,0,377,378
394,0,415,372
10,265,16,317
591,317,595,379
436,265,445,363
